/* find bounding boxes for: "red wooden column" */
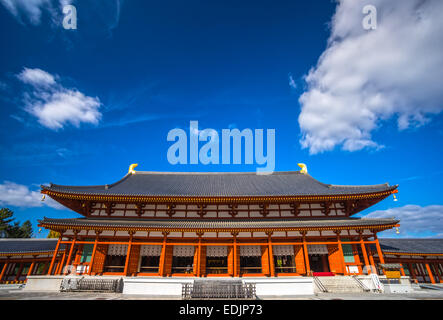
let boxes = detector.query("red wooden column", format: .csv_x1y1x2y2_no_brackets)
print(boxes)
88,231,101,275
159,232,168,276
197,234,202,277
232,232,239,277
0,261,9,282
47,236,62,275
64,232,78,275
335,230,347,275
408,263,417,282
373,234,384,263
434,262,443,283
367,246,376,268
15,263,24,281
321,255,329,272
374,234,386,275
123,231,135,276
227,245,234,277
27,260,36,277
266,232,275,277
54,231,66,275
358,231,371,274
301,231,310,276
425,262,436,284
55,250,66,275
399,264,406,276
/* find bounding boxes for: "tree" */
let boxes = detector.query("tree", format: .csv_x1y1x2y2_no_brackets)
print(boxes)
47,230,60,238
0,208,34,238
0,208,14,238
6,220,33,238
19,220,33,238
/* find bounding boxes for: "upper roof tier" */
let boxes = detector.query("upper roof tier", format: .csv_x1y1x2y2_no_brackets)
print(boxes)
41,170,397,198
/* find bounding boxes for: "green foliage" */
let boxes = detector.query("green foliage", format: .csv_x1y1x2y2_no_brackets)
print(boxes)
0,207,34,238
47,230,60,238
0,208,14,238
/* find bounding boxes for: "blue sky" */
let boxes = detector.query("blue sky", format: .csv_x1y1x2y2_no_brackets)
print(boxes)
0,0,442,238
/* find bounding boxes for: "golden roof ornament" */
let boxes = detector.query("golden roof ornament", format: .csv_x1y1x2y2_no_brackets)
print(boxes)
297,163,308,174
128,163,138,174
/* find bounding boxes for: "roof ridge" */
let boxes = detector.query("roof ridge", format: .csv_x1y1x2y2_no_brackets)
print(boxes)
42,172,132,190
329,183,390,188
133,171,303,175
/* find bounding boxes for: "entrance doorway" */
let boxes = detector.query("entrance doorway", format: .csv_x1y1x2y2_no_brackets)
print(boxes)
309,254,330,273
206,246,228,274
240,246,262,274
171,246,195,274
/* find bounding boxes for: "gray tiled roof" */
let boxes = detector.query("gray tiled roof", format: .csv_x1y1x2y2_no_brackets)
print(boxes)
379,238,443,254
0,239,65,254
39,217,398,230
42,171,396,197
379,263,403,269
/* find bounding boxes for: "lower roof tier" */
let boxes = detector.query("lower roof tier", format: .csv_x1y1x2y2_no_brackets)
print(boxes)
39,217,399,233
0,239,66,256
2,238,443,257
378,238,443,255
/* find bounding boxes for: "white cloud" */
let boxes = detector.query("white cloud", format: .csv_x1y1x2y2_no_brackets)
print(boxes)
17,67,102,130
0,0,69,25
17,67,56,87
364,204,443,238
0,181,64,209
27,90,101,130
298,0,443,154
288,73,297,90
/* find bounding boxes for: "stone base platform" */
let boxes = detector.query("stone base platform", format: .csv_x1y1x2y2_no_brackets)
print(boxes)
24,275,66,292
123,276,314,298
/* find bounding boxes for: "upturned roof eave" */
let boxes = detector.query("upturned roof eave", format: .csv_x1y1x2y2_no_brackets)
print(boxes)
38,217,400,232
41,185,398,201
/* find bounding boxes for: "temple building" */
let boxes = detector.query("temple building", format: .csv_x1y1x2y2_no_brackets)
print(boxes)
0,239,65,283
1,164,442,291
38,164,399,278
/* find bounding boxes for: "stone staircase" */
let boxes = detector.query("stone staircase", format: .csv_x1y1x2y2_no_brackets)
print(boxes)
314,276,367,293
182,280,256,299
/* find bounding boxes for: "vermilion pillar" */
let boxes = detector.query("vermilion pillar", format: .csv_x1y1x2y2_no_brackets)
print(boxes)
159,232,168,276
197,237,202,277
434,263,443,283
47,236,61,275
27,261,35,277
266,232,275,277
15,263,24,281
400,264,406,276
123,232,134,276
425,263,436,284
55,253,63,275
335,231,347,275
0,261,9,282
374,235,386,275
368,247,376,267
359,233,371,274
64,231,79,275
232,232,238,277
88,231,101,275
408,263,417,282
302,232,310,275
374,235,385,264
